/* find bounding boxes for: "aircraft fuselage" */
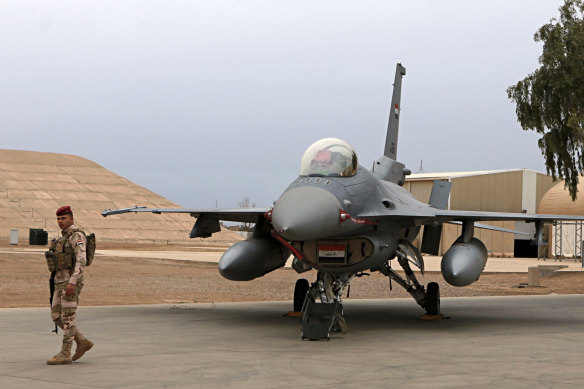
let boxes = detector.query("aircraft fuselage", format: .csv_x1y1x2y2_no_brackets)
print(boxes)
271,165,430,274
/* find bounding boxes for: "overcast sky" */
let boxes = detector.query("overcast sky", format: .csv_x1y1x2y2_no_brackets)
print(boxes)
1,0,565,208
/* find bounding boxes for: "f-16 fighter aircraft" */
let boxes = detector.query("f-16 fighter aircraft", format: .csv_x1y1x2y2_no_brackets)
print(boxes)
103,63,584,340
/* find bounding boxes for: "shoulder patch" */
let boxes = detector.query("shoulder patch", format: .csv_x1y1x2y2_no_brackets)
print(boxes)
69,232,86,244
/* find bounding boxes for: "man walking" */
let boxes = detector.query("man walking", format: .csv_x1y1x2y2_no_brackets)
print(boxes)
45,205,94,364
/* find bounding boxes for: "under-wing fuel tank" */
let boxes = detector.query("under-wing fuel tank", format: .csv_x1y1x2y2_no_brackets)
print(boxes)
218,237,290,281
441,237,488,287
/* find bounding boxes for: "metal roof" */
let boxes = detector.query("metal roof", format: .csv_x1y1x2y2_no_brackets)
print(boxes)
406,168,544,181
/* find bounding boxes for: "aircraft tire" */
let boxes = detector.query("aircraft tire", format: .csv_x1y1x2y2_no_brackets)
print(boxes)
294,278,310,312
425,282,440,315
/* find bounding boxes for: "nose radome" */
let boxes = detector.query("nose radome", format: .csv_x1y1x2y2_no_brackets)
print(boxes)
272,186,341,241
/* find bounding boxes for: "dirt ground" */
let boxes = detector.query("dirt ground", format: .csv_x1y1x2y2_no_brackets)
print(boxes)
2,248,584,309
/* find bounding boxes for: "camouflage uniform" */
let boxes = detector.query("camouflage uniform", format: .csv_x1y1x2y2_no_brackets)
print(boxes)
47,223,93,364
51,224,86,344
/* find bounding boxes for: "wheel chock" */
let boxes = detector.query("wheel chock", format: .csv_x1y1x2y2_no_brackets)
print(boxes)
286,311,302,317
420,314,446,321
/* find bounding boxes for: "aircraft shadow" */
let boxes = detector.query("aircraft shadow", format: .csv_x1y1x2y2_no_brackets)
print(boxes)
131,297,584,339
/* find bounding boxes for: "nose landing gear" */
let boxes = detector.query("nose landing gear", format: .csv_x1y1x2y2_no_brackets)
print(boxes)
294,272,351,340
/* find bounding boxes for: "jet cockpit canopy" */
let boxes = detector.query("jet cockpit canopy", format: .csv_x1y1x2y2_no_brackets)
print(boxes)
299,138,358,177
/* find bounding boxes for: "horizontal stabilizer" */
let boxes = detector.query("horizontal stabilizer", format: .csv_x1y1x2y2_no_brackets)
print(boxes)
190,214,221,238
428,180,452,210
421,180,452,255
421,225,442,255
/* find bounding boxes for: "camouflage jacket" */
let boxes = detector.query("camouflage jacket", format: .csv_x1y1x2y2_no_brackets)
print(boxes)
54,225,86,285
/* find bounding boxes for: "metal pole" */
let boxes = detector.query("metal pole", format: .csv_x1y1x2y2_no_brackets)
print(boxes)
554,221,562,262
575,221,582,263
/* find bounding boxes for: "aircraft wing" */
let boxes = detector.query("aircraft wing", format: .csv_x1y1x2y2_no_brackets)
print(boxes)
433,210,584,223
101,206,270,223
360,208,584,224
358,208,584,255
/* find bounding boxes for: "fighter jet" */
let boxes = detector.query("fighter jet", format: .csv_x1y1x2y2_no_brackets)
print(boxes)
103,63,584,340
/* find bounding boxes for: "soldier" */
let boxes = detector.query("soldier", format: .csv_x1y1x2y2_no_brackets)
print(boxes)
45,205,94,365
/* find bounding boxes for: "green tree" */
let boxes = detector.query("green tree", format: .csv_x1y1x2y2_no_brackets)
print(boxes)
507,0,584,200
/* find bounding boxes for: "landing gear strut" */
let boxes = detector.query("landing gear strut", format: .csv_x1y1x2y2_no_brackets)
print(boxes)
378,240,441,316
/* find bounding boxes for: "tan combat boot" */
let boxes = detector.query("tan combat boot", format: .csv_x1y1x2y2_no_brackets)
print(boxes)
72,330,94,361
47,342,72,365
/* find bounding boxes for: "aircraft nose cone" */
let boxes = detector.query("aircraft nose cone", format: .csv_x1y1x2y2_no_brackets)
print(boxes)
272,186,341,241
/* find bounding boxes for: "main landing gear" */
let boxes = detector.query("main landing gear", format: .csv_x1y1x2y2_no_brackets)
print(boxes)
293,279,309,312
424,281,440,316
378,239,441,317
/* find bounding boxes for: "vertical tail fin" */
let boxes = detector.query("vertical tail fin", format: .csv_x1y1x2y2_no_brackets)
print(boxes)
372,63,408,185
383,63,406,160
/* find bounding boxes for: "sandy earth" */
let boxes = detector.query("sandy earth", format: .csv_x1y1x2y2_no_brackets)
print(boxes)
2,244,584,309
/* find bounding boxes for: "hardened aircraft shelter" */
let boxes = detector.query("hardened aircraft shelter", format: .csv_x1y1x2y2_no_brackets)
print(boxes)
0,149,240,244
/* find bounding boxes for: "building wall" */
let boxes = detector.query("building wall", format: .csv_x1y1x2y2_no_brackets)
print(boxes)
403,180,434,205
450,171,523,212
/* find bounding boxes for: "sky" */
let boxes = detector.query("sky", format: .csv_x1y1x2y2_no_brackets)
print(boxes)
1,0,566,209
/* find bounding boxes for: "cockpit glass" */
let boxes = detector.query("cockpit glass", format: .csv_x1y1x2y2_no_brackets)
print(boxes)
299,138,358,177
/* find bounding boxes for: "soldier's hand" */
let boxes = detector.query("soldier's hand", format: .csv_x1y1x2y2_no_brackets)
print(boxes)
65,283,76,297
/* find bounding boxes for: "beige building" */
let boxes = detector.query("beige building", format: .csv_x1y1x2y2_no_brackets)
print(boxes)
406,169,557,257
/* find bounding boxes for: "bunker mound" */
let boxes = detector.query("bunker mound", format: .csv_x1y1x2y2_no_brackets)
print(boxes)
0,149,241,244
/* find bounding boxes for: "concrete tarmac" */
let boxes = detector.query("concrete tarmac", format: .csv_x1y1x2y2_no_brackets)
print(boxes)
1,295,584,388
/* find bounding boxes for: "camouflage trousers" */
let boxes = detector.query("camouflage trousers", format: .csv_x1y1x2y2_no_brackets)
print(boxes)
51,281,83,344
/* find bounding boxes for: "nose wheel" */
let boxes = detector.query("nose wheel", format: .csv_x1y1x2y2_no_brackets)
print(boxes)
293,278,310,312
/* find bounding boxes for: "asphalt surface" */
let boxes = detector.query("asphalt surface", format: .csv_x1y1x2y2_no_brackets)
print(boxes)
1,295,584,388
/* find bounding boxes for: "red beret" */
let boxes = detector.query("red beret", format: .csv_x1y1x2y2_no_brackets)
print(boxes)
56,206,73,216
